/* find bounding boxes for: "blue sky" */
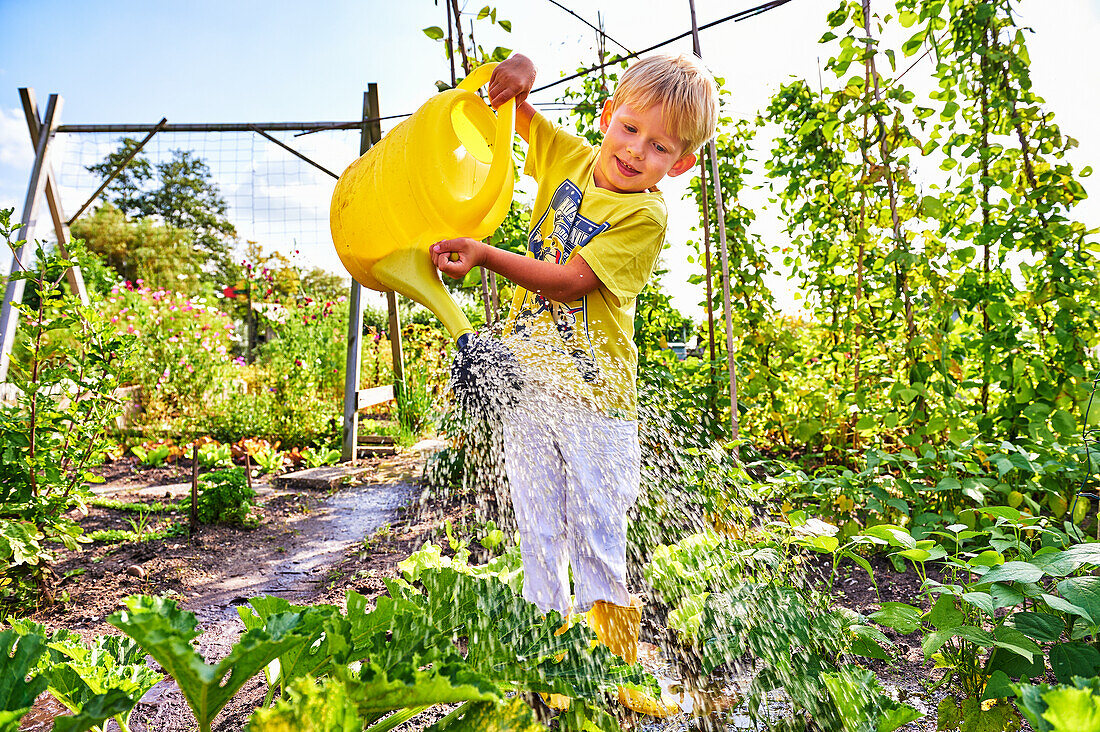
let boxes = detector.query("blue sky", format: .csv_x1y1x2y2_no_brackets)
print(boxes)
1,0,1098,317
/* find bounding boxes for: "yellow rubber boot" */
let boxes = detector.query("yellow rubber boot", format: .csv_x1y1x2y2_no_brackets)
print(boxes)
541,614,575,711
587,598,679,718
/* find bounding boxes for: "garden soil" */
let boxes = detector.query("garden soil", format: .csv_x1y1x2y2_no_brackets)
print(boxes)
18,452,987,732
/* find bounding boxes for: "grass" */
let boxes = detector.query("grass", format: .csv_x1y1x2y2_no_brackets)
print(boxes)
88,521,188,544
88,497,182,513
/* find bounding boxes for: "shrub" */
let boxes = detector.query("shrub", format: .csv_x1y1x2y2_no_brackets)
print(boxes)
188,467,258,526
0,210,135,608
98,281,238,422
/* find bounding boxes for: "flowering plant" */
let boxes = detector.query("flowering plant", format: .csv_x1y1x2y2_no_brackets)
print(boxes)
99,281,239,421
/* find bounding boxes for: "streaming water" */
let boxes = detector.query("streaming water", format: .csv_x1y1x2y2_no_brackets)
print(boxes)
437,337,936,730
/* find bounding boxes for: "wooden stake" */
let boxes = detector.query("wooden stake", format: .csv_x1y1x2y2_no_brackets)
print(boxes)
190,443,199,536
687,0,740,451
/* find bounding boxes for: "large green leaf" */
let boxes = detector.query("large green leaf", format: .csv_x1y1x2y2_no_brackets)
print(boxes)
0,629,47,714
1049,642,1100,683
869,602,922,634
821,666,921,732
1040,687,1100,732
109,595,313,732
978,561,1046,586
50,690,136,732
926,594,964,630
1012,612,1064,643
248,662,500,731
239,597,351,694
428,697,542,731
1057,577,1100,623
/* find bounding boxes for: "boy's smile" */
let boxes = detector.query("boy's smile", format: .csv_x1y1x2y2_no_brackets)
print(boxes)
594,100,696,194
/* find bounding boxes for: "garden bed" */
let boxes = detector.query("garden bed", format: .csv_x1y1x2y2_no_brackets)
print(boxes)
10,448,985,732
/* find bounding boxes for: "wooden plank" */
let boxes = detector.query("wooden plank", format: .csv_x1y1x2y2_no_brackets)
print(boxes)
274,465,369,491
356,384,394,409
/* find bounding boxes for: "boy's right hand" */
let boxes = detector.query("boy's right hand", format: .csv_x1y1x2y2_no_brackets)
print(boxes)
487,54,536,109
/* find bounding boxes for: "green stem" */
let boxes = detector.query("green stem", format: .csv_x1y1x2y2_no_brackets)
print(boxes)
363,705,433,732
262,679,277,708
419,701,472,732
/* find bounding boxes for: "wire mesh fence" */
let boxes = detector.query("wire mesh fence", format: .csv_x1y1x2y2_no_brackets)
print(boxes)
51,127,361,269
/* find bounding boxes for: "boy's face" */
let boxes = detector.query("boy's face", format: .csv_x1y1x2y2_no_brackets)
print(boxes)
594,99,697,194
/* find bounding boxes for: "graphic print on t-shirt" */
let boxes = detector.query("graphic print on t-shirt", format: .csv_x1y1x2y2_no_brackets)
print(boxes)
514,178,609,382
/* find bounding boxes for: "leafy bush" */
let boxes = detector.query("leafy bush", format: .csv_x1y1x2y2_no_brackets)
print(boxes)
0,209,135,609
187,467,258,527
109,546,648,732
200,389,339,448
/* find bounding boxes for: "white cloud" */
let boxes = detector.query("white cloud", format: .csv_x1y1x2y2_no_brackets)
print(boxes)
0,107,32,168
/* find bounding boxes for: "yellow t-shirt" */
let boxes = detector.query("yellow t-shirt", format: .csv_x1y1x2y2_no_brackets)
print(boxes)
503,112,667,420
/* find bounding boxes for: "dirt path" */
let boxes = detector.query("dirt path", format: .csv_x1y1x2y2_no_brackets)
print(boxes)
23,451,433,732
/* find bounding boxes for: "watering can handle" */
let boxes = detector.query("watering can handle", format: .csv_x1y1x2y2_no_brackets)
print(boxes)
457,63,516,215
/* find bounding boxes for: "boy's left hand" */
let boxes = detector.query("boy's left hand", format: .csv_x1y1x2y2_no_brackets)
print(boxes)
432,238,486,279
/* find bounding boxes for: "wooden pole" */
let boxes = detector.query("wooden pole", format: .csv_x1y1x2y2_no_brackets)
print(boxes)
68,117,167,225
697,156,718,416
342,85,384,463
19,88,89,305
687,0,739,448
0,93,61,383
190,443,199,536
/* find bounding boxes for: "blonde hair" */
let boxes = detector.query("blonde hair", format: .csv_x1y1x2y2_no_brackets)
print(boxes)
612,53,719,155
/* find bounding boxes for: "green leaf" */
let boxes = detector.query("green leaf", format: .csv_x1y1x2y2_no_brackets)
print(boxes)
1057,577,1100,623
1013,612,1065,643
922,196,946,221
961,591,996,618
927,594,964,630
821,666,921,732
1049,642,1100,684
982,670,1015,701
992,625,1041,663
50,690,136,732
1051,410,1078,437
795,535,839,553
0,629,47,715
858,525,914,548
423,26,445,40
1041,686,1100,732
869,602,922,634
110,595,313,732
239,597,351,692
981,506,1022,522
969,550,1006,568
979,561,1045,586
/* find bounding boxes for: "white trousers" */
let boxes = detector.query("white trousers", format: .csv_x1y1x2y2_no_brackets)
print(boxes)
503,396,640,614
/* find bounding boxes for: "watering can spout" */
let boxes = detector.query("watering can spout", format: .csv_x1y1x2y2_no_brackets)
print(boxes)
330,62,516,341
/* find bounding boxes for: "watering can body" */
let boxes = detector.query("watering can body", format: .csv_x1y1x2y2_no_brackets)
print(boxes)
330,63,515,340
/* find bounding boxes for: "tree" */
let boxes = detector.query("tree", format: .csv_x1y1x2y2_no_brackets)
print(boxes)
70,204,199,294
87,141,237,279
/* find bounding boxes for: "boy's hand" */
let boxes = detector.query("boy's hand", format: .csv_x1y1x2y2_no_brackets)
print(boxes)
487,54,536,109
433,238,486,279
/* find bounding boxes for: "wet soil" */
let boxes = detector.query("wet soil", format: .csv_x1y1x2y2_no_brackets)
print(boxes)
18,453,978,732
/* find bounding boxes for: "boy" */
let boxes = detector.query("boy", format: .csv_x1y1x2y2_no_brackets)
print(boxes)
432,52,718,717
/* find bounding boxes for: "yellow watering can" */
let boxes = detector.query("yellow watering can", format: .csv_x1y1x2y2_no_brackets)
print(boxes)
330,62,516,341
